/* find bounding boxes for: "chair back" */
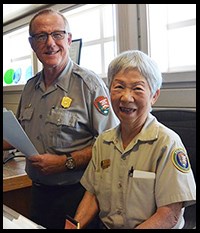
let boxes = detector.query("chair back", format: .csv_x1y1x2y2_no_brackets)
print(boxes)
152,109,196,229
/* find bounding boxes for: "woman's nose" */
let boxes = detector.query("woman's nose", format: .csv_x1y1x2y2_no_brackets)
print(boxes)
121,89,134,102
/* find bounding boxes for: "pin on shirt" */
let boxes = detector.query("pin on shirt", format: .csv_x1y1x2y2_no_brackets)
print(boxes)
94,96,110,116
101,159,111,169
61,96,72,108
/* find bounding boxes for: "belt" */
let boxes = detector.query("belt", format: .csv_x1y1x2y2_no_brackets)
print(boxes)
33,182,80,190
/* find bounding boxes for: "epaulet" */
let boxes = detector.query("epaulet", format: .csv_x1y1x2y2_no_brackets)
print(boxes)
72,63,103,92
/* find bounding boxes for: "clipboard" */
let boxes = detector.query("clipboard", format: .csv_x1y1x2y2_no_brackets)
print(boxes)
3,109,38,157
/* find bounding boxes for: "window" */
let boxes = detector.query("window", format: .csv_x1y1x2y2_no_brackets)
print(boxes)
63,4,117,78
147,4,196,73
3,26,32,87
3,4,196,91
3,4,116,89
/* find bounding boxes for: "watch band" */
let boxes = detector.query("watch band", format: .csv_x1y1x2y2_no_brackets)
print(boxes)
65,153,76,170
65,153,72,158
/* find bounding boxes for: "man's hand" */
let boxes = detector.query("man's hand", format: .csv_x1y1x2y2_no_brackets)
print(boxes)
28,154,66,175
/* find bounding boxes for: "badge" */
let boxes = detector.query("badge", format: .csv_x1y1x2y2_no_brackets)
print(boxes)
94,96,110,116
101,159,111,169
61,96,72,108
171,148,190,173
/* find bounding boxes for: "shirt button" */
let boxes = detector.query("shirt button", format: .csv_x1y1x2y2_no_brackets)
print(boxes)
117,210,121,215
118,182,122,188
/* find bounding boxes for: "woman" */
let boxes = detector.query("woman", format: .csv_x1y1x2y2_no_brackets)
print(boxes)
65,50,196,229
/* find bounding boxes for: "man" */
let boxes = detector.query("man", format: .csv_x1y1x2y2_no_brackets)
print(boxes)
3,9,119,229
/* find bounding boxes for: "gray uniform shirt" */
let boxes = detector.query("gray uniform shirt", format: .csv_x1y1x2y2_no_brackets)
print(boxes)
16,58,119,185
80,113,196,229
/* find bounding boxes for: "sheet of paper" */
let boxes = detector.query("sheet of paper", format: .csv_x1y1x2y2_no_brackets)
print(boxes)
3,216,22,229
133,170,156,179
3,204,45,229
3,109,39,157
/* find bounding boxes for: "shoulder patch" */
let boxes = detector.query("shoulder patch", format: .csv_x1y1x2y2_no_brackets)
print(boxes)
171,148,190,173
94,96,110,116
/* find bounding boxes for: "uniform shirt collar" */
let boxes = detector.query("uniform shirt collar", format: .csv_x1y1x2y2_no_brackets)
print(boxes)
34,58,73,93
102,113,159,144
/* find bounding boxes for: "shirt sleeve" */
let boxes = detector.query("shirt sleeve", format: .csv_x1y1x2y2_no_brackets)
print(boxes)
155,135,196,208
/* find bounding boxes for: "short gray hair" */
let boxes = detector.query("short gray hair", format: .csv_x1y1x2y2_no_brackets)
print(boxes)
107,50,162,95
29,8,71,36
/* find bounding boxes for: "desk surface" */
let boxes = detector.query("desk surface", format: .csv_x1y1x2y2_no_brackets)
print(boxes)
3,157,32,192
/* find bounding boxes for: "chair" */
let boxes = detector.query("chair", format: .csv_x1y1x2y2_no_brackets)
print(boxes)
151,109,196,229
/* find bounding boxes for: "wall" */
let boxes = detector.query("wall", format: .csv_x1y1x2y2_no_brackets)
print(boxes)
3,91,21,115
154,88,196,110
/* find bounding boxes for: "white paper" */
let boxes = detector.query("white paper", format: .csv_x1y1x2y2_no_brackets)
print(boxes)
133,170,155,179
12,215,42,229
3,205,46,229
3,216,22,229
3,109,39,157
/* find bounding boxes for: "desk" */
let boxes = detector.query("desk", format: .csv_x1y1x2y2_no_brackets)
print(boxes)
3,157,32,218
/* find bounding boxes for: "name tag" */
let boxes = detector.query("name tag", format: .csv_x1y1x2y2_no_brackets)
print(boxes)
101,159,110,169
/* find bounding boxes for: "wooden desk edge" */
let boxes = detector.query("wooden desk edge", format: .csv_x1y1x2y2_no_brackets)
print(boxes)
3,174,32,192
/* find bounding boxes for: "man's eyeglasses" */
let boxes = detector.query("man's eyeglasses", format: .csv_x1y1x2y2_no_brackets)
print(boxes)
30,30,67,43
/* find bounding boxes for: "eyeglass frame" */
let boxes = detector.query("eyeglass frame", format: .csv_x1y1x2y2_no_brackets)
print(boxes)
29,30,68,43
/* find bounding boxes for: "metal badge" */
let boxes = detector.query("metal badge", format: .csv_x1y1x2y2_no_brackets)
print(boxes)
61,96,72,108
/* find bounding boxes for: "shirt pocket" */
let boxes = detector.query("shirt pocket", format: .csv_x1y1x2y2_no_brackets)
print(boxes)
126,171,156,220
46,107,77,127
45,108,78,148
18,107,34,132
19,107,34,121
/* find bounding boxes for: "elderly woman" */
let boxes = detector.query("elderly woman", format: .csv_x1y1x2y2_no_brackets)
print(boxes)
65,50,196,229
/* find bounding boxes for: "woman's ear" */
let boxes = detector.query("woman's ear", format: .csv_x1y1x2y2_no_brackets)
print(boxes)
151,89,160,106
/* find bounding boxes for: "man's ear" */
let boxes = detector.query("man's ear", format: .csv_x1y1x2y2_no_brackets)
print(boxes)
67,32,72,46
28,37,35,51
151,89,160,106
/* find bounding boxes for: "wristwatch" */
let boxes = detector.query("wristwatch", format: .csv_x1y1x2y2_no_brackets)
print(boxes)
65,153,76,170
